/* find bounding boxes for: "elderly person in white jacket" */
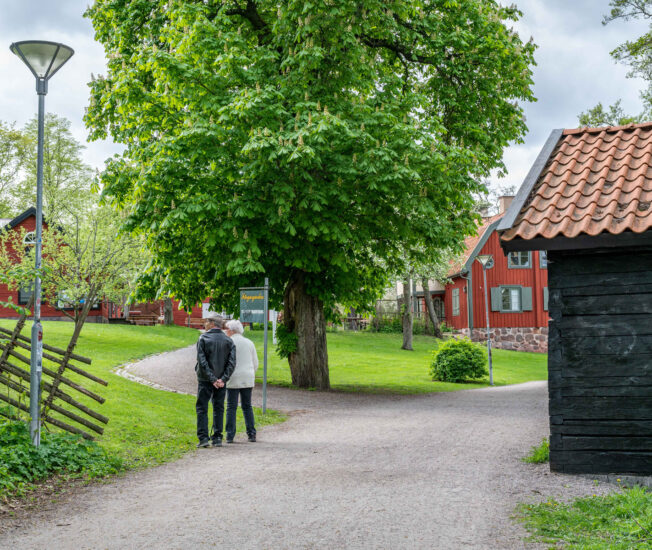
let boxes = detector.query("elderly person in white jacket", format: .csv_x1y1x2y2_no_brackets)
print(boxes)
224,320,259,443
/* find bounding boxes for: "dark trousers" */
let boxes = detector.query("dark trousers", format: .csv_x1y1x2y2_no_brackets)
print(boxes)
226,387,256,439
196,381,226,442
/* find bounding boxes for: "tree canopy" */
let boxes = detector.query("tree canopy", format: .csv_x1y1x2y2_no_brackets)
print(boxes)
0,115,92,220
86,0,536,387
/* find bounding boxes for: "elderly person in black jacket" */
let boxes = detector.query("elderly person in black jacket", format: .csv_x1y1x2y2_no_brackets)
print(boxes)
195,315,236,448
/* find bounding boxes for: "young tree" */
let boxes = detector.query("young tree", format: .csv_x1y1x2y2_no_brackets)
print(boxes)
85,0,536,389
401,275,413,351
0,200,146,347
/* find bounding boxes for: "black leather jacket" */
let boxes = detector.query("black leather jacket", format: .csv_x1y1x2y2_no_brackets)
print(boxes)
195,328,236,384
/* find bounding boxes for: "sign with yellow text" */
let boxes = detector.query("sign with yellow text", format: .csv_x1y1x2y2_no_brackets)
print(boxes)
240,290,265,323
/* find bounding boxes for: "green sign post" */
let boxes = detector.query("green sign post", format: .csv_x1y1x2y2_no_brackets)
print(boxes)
239,278,269,413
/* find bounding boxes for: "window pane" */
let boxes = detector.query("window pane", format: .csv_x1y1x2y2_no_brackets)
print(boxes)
540,250,547,268
511,288,520,311
501,287,511,310
509,251,531,267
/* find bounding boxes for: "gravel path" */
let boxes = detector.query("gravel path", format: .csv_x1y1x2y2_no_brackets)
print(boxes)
1,345,613,549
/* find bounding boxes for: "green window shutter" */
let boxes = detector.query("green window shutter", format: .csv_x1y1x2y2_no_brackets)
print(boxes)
522,287,533,311
543,287,549,311
490,287,501,312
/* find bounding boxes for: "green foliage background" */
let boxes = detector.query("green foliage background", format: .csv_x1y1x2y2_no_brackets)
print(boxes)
85,0,536,319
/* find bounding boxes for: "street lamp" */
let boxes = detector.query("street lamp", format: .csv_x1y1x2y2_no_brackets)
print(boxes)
476,254,494,386
10,40,74,446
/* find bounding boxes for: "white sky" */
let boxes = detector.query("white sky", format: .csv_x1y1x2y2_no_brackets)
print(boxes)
0,0,648,194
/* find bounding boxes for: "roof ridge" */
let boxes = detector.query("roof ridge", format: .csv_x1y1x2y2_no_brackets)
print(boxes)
563,121,652,136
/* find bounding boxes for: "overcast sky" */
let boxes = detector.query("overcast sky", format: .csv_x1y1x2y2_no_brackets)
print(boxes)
0,1,648,194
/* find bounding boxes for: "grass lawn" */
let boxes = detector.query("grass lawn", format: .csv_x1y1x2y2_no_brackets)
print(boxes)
248,330,548,393
518,486,652,549
0,321,285,470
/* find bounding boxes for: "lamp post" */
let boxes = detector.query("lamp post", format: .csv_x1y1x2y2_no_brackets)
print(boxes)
10,40,74,446
476,254,494,386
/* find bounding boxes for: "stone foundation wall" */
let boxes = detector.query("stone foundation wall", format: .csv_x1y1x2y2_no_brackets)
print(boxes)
458,326,548,353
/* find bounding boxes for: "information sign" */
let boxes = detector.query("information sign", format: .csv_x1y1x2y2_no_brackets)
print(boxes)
239,281,270,413
240,290,265,323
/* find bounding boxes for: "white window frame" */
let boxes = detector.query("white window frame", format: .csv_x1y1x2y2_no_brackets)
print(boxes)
500,286,522,313
508,251,531,269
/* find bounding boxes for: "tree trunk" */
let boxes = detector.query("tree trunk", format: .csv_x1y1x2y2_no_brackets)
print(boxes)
422,277,444,339
284,271,330,389
163,297,174,325
401,276,413,350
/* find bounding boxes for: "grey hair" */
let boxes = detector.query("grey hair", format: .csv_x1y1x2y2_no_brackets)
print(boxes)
225,319,244,335
206,315,224,328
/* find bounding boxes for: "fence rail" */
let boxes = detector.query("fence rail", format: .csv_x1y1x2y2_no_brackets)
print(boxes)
0,309,108,440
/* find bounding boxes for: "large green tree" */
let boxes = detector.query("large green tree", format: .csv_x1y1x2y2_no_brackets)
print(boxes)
85,0,535,389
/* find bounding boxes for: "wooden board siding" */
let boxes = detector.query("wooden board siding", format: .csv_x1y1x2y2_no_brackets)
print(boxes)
444,276,468,329
470,229,548,329
445,225,549,330
548,248,652,475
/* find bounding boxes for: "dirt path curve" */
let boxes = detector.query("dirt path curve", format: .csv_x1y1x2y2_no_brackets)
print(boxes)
1,346,610,549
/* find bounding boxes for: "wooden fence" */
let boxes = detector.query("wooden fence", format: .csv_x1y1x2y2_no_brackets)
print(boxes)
0,309,108,440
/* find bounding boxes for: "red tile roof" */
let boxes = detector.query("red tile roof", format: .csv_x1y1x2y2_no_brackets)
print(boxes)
448,213,502,277
501,122,652,242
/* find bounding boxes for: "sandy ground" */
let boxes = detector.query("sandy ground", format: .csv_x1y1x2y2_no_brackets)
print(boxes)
0,345,614,549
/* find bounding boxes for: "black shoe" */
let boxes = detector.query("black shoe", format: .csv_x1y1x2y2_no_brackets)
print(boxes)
226,438,234,444
197,439,210,448
212,438,222,447
248,435,256,443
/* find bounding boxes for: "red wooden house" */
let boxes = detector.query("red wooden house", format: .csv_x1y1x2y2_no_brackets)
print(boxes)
442,197,549,352
1,209,213,326
0,208,109,322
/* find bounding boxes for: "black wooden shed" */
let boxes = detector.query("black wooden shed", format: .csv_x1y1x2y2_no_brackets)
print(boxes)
498,123,652,475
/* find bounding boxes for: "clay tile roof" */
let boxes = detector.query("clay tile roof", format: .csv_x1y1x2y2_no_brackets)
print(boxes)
447,213,502,277
501,122,652,242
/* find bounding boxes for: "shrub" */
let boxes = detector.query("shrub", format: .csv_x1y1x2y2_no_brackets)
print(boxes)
440,322,454,333
429,338,488,382
0,419,122,497
522,437,550,463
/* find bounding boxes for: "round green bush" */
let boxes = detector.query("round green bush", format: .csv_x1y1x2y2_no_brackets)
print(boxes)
430,338,488,382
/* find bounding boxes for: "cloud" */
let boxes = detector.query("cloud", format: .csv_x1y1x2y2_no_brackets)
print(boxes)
0,0,122,171
492,0,649,194
0,0,648,193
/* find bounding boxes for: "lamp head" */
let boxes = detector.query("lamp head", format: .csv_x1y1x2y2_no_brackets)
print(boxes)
476,254,494,269
10,40,74,92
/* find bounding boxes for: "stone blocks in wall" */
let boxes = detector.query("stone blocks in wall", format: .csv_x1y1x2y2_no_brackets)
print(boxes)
458,327,548,353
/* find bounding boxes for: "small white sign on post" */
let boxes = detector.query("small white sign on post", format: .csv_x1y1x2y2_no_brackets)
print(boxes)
271,310,278,345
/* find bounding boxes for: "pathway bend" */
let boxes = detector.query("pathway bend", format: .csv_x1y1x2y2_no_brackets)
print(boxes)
1,345,611,549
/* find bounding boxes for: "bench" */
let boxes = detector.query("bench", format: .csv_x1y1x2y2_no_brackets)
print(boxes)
187,317,205,329
126,314,159,326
